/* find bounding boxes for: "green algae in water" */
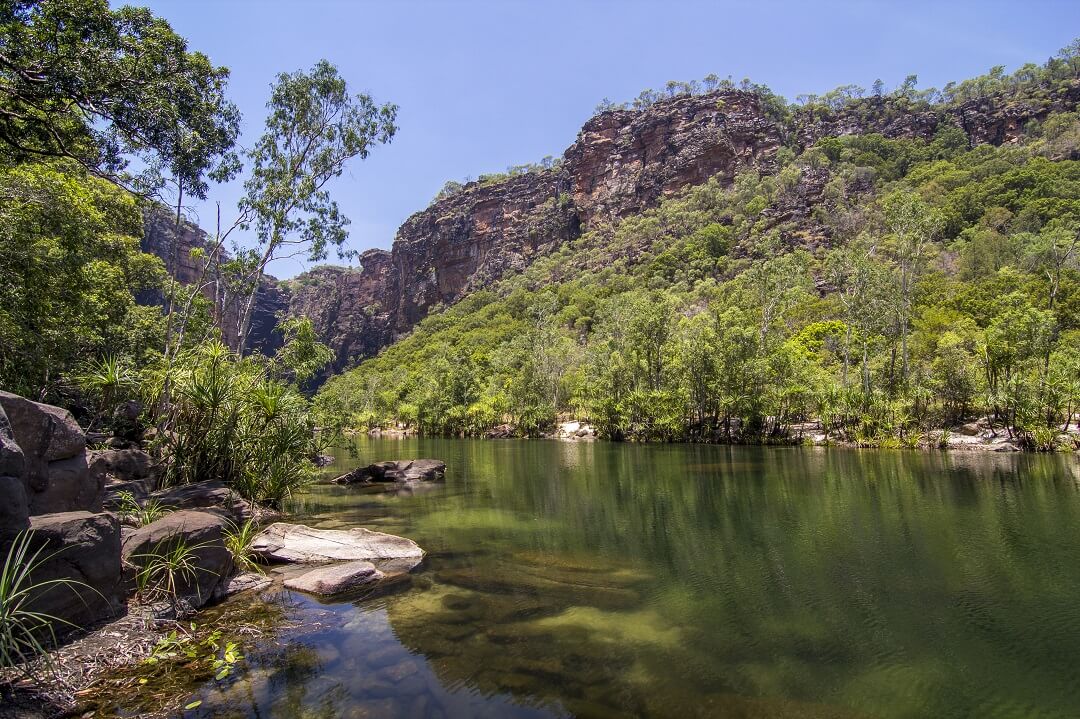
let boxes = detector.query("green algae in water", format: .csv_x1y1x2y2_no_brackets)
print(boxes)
136,441,1080,718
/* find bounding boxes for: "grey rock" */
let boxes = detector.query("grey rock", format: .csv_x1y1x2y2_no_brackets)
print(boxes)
41,454,101,514
217,571,272,598
0,475,29,534
149,479,248,521
0,392,100,515
121,509,234,607
333,459,446,485
0,391,85,462
283,560,383,595
0,403,25,479
19,511,124,628
251,522,424,563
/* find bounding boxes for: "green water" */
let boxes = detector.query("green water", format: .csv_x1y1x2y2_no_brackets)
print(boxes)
184,439,1080,718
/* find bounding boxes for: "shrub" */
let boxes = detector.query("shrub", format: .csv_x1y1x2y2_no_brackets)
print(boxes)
145,340,318,508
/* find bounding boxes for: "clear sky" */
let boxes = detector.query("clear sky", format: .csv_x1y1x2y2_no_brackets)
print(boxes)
141,0,1080,278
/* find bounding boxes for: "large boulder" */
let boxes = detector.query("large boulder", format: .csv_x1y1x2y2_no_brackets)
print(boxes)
283,560,383,596
250,523,424,563
121,510,234,607
332,459,445,485
0,391,101,514
20,511,124,628
89,448,154,484
0,404,28,534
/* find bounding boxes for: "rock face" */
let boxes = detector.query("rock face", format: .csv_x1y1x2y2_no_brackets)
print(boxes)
250,522,424,563
120,509,234,606
139,205,286,355
283,560,383,596
0,391,101,515
333,459,446,485
23,511,124,627
141,83,1080,378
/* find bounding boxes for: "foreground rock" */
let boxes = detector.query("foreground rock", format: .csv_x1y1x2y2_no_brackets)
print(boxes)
283,560,384,595
0,403,29,533
121,509,233,607
332,459,445,485
22,511,124,626
0,391,100,514
251,522,424,563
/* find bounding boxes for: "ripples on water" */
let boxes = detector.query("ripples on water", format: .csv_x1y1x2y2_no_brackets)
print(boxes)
178,440,1080,719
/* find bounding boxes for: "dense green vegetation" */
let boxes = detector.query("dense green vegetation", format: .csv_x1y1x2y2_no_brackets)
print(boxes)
0,0,368,505
317,43,1080,449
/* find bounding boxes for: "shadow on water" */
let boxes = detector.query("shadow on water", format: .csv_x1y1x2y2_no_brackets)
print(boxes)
171,440,1080,718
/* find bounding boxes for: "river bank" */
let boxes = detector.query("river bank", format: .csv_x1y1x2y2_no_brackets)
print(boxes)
357,415,1080,453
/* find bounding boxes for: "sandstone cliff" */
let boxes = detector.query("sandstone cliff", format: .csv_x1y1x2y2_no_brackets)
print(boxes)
142,82,1080,374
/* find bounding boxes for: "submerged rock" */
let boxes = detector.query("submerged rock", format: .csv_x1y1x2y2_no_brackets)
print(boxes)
250,522,424,563
283,560,384,595
332,459,445,485
217,571,273,598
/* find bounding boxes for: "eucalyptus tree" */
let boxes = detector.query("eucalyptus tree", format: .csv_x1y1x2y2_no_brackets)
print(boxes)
882,189,941,385
0,0,241,198
232,60,397,353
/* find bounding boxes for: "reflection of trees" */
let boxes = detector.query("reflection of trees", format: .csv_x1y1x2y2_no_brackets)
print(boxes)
371,439,1080,718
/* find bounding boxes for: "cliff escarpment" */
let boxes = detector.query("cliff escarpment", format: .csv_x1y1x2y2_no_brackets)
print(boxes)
143,82,1080,373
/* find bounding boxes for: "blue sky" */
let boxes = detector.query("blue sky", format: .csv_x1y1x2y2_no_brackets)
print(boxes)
142,0,1080,278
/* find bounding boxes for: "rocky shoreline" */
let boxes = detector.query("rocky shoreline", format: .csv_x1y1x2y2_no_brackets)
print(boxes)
0,390,441,718
354,416,1074,453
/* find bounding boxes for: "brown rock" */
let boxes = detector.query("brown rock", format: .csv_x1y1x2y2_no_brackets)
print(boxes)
283,560,383,596
333,459,446,485
0,392,101,515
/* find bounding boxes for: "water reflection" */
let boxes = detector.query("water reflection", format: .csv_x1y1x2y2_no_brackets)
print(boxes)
180,441,1080,718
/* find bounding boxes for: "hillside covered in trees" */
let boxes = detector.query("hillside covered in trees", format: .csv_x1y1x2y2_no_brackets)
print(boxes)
315,43,1080,450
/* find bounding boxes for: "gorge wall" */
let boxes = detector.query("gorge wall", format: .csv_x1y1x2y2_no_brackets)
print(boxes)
143,83,1080,373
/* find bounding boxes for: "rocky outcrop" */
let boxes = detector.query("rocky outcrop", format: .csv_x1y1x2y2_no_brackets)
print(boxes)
147,479,249,521
142,83,1080,378
282,254,396,374
332,459,446,485
121,509,234,607
250,522,424,563
0,391,101,515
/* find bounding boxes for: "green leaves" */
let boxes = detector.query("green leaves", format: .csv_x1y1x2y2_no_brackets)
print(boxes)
0,0,240,197
0,160,166,400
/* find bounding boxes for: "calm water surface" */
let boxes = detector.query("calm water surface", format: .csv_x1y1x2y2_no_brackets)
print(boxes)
181,439,1080,718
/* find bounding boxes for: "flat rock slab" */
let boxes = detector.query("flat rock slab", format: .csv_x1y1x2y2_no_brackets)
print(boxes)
283,560,383,595
333,459,445,485
251,522,424,563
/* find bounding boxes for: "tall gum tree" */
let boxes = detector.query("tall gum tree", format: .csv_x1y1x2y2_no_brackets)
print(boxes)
231,60,397,354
